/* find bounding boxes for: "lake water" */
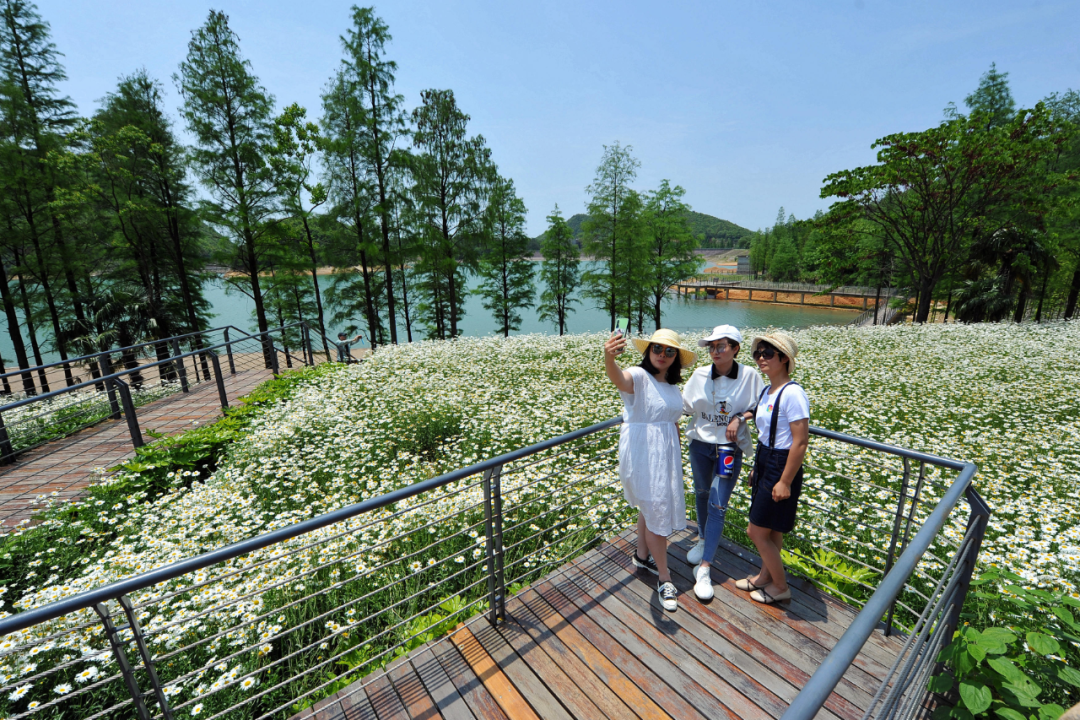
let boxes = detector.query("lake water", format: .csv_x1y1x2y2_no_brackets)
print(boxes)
1,274,856,365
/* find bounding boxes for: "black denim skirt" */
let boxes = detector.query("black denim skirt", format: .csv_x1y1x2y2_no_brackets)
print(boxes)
748,442,804,533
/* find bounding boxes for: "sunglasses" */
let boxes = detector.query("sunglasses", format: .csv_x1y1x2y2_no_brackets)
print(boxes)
706,341,732,353
753,345,782,361
650,344,678,358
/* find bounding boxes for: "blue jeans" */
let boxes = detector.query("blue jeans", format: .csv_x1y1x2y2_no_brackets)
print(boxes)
688,439,743,565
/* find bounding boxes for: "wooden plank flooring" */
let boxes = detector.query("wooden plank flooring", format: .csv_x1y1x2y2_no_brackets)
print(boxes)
307,525,908,720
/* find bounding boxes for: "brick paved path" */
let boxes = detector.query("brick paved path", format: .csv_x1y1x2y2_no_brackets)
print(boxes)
0,366,275,529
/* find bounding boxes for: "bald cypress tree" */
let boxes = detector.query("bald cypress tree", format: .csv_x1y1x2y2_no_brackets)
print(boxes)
0,0,84,385
177,10,277,361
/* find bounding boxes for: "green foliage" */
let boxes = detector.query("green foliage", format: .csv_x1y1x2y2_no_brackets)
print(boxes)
781,547,876,604
176,9,277,333
394,406,466,460
641,180,702,330
0,364,335,600
476,175,534,337
930,570,1080,719
581,141,646,331
537,204,580,335
410,88,494,340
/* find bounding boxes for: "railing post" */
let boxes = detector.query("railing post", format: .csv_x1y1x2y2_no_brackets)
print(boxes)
302,322,313,366
208,351,228,410
942,493,991,641
882,458,911,636
113,378,144,449
223,328,236,375
94,601,153,720
99,352,121,420
0,411,14,465
483,464,506,625
268,334,280,376
492,463,506,623
170,339,190,393
118,595,175,720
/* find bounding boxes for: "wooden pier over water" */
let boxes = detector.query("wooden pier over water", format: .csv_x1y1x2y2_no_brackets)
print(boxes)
673,280,901,313
301,525,912,720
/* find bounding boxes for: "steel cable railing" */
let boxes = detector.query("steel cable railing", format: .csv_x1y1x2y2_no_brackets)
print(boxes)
0,323,313,466
0,417,983,720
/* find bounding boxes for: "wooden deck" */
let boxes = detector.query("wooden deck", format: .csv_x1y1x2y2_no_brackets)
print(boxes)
299,525,908,720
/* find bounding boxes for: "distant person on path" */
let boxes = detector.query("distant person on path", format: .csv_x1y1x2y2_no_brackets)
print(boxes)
334,332,363,363
681,325,763,601
741,330,809,605
604,327,696,612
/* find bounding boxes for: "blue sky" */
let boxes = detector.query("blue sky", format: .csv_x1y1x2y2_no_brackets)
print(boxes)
38,0,1080,236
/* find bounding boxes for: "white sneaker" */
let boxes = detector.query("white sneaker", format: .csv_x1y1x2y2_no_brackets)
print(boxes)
658,581,678,611
693,563,714,601
687,538,705,566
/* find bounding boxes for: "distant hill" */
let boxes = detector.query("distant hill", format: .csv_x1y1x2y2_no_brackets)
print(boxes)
530,210,752,252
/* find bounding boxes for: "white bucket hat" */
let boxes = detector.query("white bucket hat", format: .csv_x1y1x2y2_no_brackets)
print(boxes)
697,325,744,348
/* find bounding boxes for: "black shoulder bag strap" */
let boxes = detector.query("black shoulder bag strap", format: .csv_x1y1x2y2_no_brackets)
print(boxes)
763,381,798,450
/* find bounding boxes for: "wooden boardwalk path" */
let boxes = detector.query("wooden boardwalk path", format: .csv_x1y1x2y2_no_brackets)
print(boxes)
301,526,908,720
0,365,274,529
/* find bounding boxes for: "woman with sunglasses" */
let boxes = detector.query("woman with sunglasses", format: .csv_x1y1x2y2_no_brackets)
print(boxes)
604,328,697,612
740,330,809,605
681,325,764,601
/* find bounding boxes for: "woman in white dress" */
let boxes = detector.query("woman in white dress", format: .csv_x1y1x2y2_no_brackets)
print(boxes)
604,328,697,612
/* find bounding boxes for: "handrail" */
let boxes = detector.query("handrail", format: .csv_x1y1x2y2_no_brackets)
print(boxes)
0,324,244,383
0,418,983,720
0,415,623,636
779,428,982,720
0,323,303,414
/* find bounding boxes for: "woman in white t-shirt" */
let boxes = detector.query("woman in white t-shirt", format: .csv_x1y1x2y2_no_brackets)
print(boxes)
681,325,763,602
740,330,809,605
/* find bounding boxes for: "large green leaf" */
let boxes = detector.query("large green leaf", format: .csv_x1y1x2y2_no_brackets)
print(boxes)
993,709,1027,720
1052,663,1080,688
1038,704,1064,720
993,710,1027,720
1052,606,1078,630
1026,632,1059,656
989,657,1028,685
928,674,954,693
959,683,992,714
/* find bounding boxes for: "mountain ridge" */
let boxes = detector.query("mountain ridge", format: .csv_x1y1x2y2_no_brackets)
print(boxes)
532,210,752,249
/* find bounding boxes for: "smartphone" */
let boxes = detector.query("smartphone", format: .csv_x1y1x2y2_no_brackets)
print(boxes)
613,318,629,354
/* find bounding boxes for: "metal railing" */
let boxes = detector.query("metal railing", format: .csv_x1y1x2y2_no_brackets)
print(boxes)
772,429,986,719
682,278,902,296
0,324,311,465
0,417,628,720
0,418,984,720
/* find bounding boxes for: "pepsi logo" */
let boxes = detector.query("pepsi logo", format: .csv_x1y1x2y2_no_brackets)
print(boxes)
723,456,735,468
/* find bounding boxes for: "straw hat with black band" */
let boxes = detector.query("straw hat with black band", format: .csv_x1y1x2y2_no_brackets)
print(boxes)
630,329,698,367
750,330,798,372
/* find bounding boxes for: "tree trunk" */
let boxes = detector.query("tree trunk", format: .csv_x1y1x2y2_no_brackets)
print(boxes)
14,251,49,393
1013,281,1028,324
943,289,953,323
300,215,332,360
915,277,936,324
1035,271,1049,324
1064,261,1080,320
23,203,74,386
0,249,35,395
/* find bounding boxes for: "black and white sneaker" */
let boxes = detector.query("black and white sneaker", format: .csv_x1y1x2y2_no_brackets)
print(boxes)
658,580,678,611
632,553,659,575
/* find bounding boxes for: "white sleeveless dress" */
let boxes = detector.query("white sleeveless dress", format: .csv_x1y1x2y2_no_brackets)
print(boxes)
618,366,687,537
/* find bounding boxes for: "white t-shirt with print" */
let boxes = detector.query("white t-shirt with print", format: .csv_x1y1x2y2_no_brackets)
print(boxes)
754,382,810,450
682,362,764,456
